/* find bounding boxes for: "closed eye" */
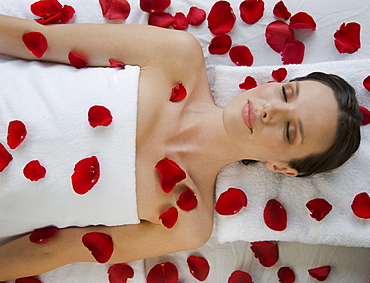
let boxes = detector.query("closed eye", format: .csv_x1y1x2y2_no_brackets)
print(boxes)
285,122,290,143
282,86,288,102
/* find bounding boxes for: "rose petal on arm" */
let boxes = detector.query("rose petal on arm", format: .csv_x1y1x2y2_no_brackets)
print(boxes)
239,76,257,90
159,207,178,229
272,68,287,82
228,270,253,283
308,265,331,281
108,263,134,283
334,22,361,54
281,39,305,65
359,106,370,126
187,7,206,26
207,1,236,35
140,0,171,13
147,262,179,283
209,34,232,55
229,45,254,66
88,105,113,127
351,192,370,219
29,227,59,244
7,120,27,149
155,158,186,193
278,267,296,283
172,12,188,30
148,13,174,28
177,188,198,211
23,160,47,181
187,255,210,281
263,199,287,231
15,277,42,283
289,12,316,30
82,232,114,263
250,241,279,267
215,188,247,215
71,156,100,195
0,143,13,172
109,59,125,68
306,198,332,221
273,1,291,20
265,20,294,53
22,32,48,58
99,0,131,20
170,82,187,102
239,0,264,25
68,52,88,69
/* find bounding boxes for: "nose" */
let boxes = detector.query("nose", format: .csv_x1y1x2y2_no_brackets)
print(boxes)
261,102,292,124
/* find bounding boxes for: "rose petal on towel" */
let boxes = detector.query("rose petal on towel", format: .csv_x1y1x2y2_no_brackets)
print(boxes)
99,0,131,20
334,22,361,54
187,255,210,281
264,199,287,231
351,192,370,219
109,59,125,68
278,267,296,283
60,5,75,23
308,265,331,281
147,262,179,283
159,207,178,229
155,158,186,193
215,188,247,215
289,12,316,30
148,12,174,28
88,105,113,127
170,82,187,102
272,68,287,82
208,34,232,55
82,232,114,263
108,263,134,283
15,277,42,283
71,156,100,195
23,160,47,181
273,1,291,20
172,12,188,30
177,188,198,211
187,7,206,26
139,0,171,13
207,1,236,35
7,120,27,149
68,52,88,69
359,106,370,126
306,198,332,221
22,32,48,58
265,20,295,53
250,241,279,267
0,143,13,172
35,12,63,25
228,270,253,283
229,45,254,66
29,226,59,244
239,0,265,25
281,39,305,65
363,75,370,91
239,76,257,90
31,0,74,24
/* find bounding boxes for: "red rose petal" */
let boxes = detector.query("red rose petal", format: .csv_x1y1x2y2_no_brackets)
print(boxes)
308,266,331,281
229,45,254,66
239,76,257,90
363,76,370,91
207,1,236,35
170,82,187,102
351,192,370,219
22,32,48,58
334,22,361,54
71,156,100,195
147,262,178,283
228,270,253,283
7,120,27,149
273,1,291,20
60,5,75,23
215,188,247,215
35,12,63,25
15,277,42,283
30,0,63,18
155,158,186,193
108,263,134,283
68,52,88,69
88,105,113,127
109,59,125,68
263,199,287,231
187,255,210,281
289,12,316,30
82,232,114,263
29,226,59,244
23,160,47,181
272,68,287,82
139,0,171,13
187,7,206,26
172,12,188,30
306,198,332,221
0,143,13,172
359,106,370,126
250,241,279,267
99,0,131,20
239,0,265,25
148,12,174,28
209,34,232,55
159,207,178,229
278,267,295,283
281,39,305,65
265,20,295,53
177,188,198,211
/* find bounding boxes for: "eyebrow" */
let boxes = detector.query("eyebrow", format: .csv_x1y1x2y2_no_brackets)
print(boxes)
295,82,305,144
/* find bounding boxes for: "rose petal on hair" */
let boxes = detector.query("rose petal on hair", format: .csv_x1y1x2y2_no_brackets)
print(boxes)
88,105,113,127
334,22,361,54
308,266,331,281
306,198,332,221
108,263,134,283
139,0,171,13
99,0,131,20
209,34,232,55
278,267,296,283
71,156,100,195
187,7,206,26
289,12,316,30
359,106,370,126
170,82,187,102
351,192,370,219
29,226,59,244
239,76,257,90
23,160,47,181
109,59,125,68
177,188,198,211
22,32,48,58
147,262,179,283
159,207,178,229
228,270,253,283
0,143,12,172
273,1,291,20
68,52,88,69
15,277,42,283
215,188,247,215
187,255,210,281
30,0,63,18
250,241,279,267
172,12,188,30
7,120,27,149
281,39,305,65
363,76,370,92
82,232,114,263
148,12,173,28
265,20,295,53
155,158,186,193
207,1,236,35
239,0,265,25
272,68,287,82
229,45,254,66
60,5,75,23
264,199,287,231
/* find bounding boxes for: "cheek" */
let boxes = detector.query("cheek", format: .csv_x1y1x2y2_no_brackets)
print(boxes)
256,128,284,154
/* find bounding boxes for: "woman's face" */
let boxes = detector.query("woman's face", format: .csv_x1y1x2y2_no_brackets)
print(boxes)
222,80,339,176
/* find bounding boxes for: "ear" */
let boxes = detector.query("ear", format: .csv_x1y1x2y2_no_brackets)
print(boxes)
265,162,299,177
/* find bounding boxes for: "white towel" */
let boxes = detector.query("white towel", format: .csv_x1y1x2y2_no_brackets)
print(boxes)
214,59,370,247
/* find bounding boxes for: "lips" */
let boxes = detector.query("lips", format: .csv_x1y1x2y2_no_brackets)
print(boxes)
242,100,255,132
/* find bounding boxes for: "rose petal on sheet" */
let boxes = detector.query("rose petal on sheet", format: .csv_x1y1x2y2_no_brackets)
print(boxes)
363,75,370,91
207,1,236,35
239,76,257,90
148,12,173,28
147,262,179,283
187,256,210,281
239,0,265,25
278,267,296,283
351,192,370,219
359,106,370,126
272,68,287,82
172,12,188,30
334,22,361,54
170,82,187,102
187,7,206,26
35,12,63,25
264,199,287,231
29,226,59,244
139,0,171,13
215,188,247,215
281,39,305,65
22,32,48,58
0,143,13,172
228,270,253,283
23,160,47,181
99,0,131,20
229,45,254,66
82,232,114,263
109,59,125,68
289,12,316,30
273,1,291,20
60,5,75,23
250,241,279,267
176,188,198,211
71,156,100,195
7,120,27,149
15,277,42,283
155,157,186,193
88,105,113,127
308,266,331,281
306,198,332,221
108,263,134,283
209,34,232,55
68,52,88,69
265,20,294,53
159,207,178,229
30,0,63,18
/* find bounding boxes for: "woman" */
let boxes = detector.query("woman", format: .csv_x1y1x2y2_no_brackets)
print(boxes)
0,14,361,280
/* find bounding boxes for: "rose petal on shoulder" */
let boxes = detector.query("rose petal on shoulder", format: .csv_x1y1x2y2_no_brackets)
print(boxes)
172,12,188,30
7,120,27,149
139,0,171,13
71,156,100,195
155,157,186,193
99,0,131,20
265,20,294,53
0,143,13,172
207,1,236,35
177,188,198,211
289,12,316,30
187,7,206,26
281,39,305,65
159,207,178,229
215,188,247,215
229,45,254,66
334,22,361,54
278,267,296,283
82,232,114,263
147,262,179,283
239,0,265,25
23,160,47,181
88,105,113,127
228,270,253,283
306,198,332,221
68,52,88,69
108,263,134,283
308,265,331,281
272,67,287,82
359,106,370,126
273,1,291,20
148,12,174,28
209,34,232,55
351,192,370,219
170,82,187,102
29,226,59,244
22,32,48,58
250,241,279,267
15,277,42,283
187,255,210,281
263,199,287,231
239,76,257,90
